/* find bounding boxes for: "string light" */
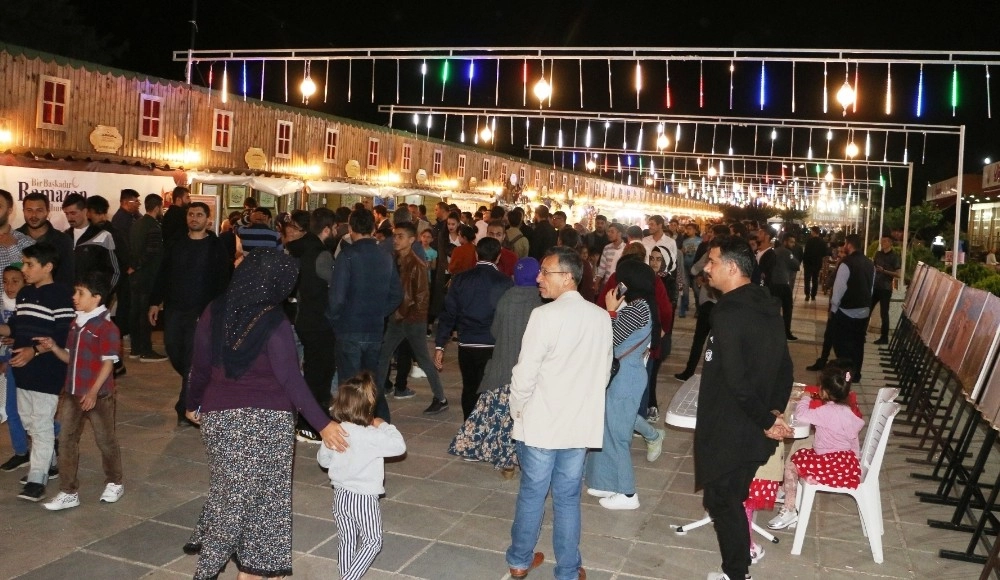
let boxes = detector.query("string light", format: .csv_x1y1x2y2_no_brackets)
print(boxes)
987,65,993,119
585,123,592,148
221,62,228,104
665,60,671,109
699,60,704,108
440,59,449,102
635,60,642,109
951,64,959,116
916,63,924,117
853,61,859,113
729,61,735,110
467,60,475,105
420,60,427,104
791,61,796,113
760,61,766,111
885,63,892,115
242,60,247,101
823,62,828,114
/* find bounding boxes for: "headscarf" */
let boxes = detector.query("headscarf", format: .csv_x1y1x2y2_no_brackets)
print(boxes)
649,247,669,278
513,257,540,287
615,258,661,351
210,248,299,379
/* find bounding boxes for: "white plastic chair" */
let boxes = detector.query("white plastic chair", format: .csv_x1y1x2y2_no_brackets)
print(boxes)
790,400,902,563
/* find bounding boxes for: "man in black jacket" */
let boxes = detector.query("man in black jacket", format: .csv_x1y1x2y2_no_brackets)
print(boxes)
801,226,828,301
149,202,231,426
160,186,190,249
696,235,793,580
17,193,73,288
528,205,558,261
285,209,336,442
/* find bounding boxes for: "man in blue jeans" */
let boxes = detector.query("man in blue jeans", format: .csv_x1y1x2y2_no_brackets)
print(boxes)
327,207,401,422
506,247,612,580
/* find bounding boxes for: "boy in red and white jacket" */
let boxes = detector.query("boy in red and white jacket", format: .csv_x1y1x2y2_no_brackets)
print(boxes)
34,271,123,511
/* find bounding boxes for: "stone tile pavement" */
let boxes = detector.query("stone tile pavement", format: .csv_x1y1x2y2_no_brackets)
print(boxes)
0,288,989,579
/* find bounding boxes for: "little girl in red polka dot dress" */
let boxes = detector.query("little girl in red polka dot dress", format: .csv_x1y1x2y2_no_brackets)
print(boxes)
767,359,866,531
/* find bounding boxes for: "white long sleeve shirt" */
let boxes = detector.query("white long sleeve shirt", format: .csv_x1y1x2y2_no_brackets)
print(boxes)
318,422,407,495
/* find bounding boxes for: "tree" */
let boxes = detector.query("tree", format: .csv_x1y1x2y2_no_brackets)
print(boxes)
718,203,778,224
882,201,944,242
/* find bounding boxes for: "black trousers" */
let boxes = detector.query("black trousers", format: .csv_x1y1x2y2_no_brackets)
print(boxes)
703,463,759,579
870,287,893,340
802,265,821,298
458,346,493,420
771,283,794,337
682,301,714,375
165,308,200,418
819,310,835,360
297,327,336,431
385,340,413,392
831,310,868,377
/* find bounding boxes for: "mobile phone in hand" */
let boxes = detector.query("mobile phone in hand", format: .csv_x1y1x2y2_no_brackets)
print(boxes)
615,282,628,299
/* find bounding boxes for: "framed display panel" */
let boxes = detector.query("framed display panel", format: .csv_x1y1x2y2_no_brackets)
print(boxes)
909,266,940,332
915,269,948,341
968,294,1000,403
227,185,248,208
925,276,963,353
258,192,276,208
937,287,989,378
903,262,930,318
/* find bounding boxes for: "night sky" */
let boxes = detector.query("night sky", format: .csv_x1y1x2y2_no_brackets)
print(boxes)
5,0,1000,210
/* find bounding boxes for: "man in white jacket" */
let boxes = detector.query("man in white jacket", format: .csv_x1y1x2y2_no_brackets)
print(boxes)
506,246,613,580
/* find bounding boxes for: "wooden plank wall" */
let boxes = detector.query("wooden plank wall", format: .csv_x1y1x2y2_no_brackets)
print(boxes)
0,48,715,214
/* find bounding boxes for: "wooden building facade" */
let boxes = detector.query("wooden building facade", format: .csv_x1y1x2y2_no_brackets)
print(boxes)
0,43,718,223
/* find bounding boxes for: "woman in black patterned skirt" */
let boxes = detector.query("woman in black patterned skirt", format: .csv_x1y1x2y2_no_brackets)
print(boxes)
184,248,347,580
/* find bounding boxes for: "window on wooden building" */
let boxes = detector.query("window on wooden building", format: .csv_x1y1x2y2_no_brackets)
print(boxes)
367,137,380,169
37,76,70,130
401,142,412,173
432,150,443,176
457,154,467,179
533,169,541,189
275,121,293,159
323,128,339,163
482,158,491,182
138,94,163,142
500,163,509,184
562,175,569,190
519,167,526,186
549,172,556,189
211,109,233,152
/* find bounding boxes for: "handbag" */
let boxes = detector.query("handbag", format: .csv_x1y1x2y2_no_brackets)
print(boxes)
607,333,651,388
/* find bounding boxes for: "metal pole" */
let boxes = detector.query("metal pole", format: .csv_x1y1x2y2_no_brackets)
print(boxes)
953,126,966,277
900,163,914,291
864,187,872,250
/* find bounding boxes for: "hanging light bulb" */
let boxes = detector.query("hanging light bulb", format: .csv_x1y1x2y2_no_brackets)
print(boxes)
825,170,834,183
836,79,855,115
707,165,718,178
586,159,597,171
656,133,669,150
480,125,493,143
845,142,859,158
533,77,551,101
300,75,317,98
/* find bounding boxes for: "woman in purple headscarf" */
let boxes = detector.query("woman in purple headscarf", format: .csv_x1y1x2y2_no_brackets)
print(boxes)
184,248,347,580
449,257,543,477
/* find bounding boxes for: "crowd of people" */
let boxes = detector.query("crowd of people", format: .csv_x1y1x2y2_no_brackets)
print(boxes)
0,184,900,580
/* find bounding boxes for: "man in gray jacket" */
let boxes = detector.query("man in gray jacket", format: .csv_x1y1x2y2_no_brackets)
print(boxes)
771,234,801,341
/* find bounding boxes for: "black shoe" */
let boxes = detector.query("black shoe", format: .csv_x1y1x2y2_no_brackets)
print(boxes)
423,398,449,415
20,465,58,484
295,428,322,444
113,364,127,378
874,337,889,345
17,482,46,502
0,453,29,472
182,542,202,555
177,416,198,428
674,372,693,382
786,335,798,341
806,358,827,371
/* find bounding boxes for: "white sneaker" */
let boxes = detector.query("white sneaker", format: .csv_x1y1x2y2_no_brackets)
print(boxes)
750,542,765,564
409,365,427,379
586,488,614,498
646,429,666,462
766,507,798,530
43,491,80,511
599,493,639,510
100,483,125,503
